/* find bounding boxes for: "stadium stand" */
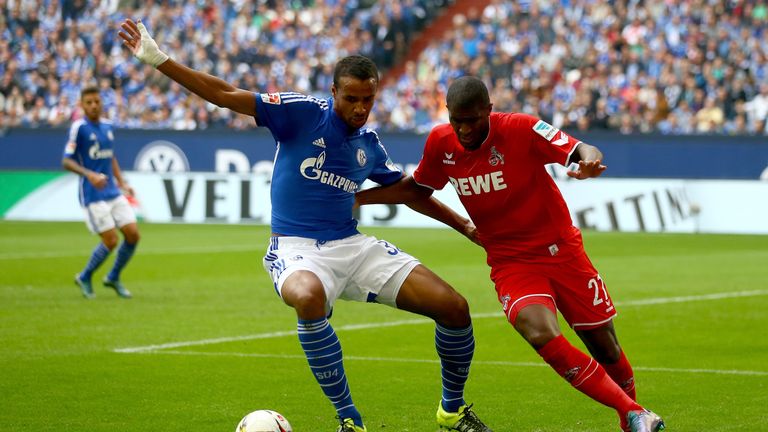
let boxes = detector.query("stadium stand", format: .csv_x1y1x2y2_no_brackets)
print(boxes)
1,0,766,135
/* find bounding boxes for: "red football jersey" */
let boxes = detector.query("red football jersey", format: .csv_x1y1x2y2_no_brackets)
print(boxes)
413,113,583,265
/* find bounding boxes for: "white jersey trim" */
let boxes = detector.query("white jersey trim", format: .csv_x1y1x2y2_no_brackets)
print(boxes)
66,119,86,150
570,314,617,330
412,176,438,191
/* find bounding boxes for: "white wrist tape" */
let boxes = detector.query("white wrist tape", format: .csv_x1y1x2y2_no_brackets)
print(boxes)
136,21,169,68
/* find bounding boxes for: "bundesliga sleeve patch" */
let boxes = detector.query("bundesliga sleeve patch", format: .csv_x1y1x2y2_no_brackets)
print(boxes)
64,141,76,154
260,93,282,105
532,119,559,141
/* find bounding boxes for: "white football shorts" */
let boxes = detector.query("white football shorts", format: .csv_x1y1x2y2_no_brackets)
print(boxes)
262,233,420,314
83,195,137,234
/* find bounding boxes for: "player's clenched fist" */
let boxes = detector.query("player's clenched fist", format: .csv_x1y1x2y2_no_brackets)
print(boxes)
118,19,169,68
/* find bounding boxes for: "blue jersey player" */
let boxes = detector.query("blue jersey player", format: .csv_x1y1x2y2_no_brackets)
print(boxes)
63,86,139,299
119,19,492,432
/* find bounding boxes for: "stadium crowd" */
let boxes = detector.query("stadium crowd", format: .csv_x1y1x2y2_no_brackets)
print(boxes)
1,0,767,135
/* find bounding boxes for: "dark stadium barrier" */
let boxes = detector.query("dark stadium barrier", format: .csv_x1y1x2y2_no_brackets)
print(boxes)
2,128,767,179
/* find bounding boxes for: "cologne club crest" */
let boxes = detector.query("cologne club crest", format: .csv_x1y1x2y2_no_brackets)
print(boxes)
489,146,505,166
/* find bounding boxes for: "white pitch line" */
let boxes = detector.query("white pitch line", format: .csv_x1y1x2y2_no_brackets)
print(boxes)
114,318,431,353
615,290,768,306
114,289,768,354
131,350,768,377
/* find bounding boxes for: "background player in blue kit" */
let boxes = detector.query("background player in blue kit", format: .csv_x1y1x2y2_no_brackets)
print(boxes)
119,19,492,432
63,86,139,299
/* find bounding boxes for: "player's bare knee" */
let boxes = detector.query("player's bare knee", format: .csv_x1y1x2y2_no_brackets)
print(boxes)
102,236,119,250
515,316,560,349
125,230,140,244
521,327,560,349
284,288,325,319
437,292,470,327
282,273,326,319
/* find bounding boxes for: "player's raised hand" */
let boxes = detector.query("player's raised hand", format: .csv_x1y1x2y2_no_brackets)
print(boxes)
567,159,607,180
118,19,169,68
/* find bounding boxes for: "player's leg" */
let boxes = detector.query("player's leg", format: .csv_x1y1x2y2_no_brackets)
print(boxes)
102,196,139,298
349,236,490,431
282,270,365,429
395,266,491,432
577,322,637,400
576,322,638,431
75,201,119,298
515,303,642,413
263,237,365,431
101,221,138,298
497,268,645,426
396,264,472,405
106,222,139,283
552,253,664,431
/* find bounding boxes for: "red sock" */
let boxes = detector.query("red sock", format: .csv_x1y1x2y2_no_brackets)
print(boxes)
601,350,637,400
537,335,642,418
601,350,637,431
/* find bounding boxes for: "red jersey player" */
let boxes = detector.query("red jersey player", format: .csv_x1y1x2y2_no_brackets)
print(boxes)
356,77,665,432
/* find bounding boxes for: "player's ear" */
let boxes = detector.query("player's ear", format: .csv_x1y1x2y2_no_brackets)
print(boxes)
331,84,337,98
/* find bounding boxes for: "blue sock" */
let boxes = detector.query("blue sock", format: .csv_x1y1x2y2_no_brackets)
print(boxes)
436,323,475,412
79,243,111,281
107,241,137,282
298,318,362,427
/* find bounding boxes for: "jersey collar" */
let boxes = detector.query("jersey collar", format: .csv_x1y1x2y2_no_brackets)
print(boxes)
477,115,495,151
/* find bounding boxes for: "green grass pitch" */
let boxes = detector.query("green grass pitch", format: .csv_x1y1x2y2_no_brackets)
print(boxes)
1,221,766,431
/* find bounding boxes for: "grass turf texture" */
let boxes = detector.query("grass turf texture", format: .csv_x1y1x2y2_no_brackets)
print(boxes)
0,221,766,431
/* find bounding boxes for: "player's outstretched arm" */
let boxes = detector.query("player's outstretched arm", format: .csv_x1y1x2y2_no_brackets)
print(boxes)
406,196,480,245
118,19,257,119
356,175,429,205
567,142,607,179
357,176,480,245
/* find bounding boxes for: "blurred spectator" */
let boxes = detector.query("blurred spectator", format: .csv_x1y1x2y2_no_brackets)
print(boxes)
1,0,767,136
695,97,725,133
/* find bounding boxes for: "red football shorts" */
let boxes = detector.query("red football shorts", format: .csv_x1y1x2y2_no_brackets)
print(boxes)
491,250,617,330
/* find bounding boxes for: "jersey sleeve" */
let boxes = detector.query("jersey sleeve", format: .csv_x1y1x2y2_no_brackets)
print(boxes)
520,115,581,166
63,121,81,159
367,132,403,186
412,129,448,190
254,92,325,142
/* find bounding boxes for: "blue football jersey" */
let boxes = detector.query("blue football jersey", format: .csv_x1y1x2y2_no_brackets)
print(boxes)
254,91,402,240
63,118,121,206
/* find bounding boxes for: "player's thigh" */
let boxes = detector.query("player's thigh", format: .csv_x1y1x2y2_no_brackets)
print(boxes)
493,268,563,346
111,196,138,233
551,253,617,331
395,264,470,325
347,235,421,308
118,222,140,244
261,237,341,314
84,200,116,234
493,266,557,326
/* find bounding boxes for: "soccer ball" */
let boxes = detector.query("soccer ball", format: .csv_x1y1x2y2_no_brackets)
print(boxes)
235,410,293,432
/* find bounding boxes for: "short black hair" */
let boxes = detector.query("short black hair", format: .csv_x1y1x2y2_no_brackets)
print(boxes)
446,76,491,110
80,85,100,100
333,55,379,87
